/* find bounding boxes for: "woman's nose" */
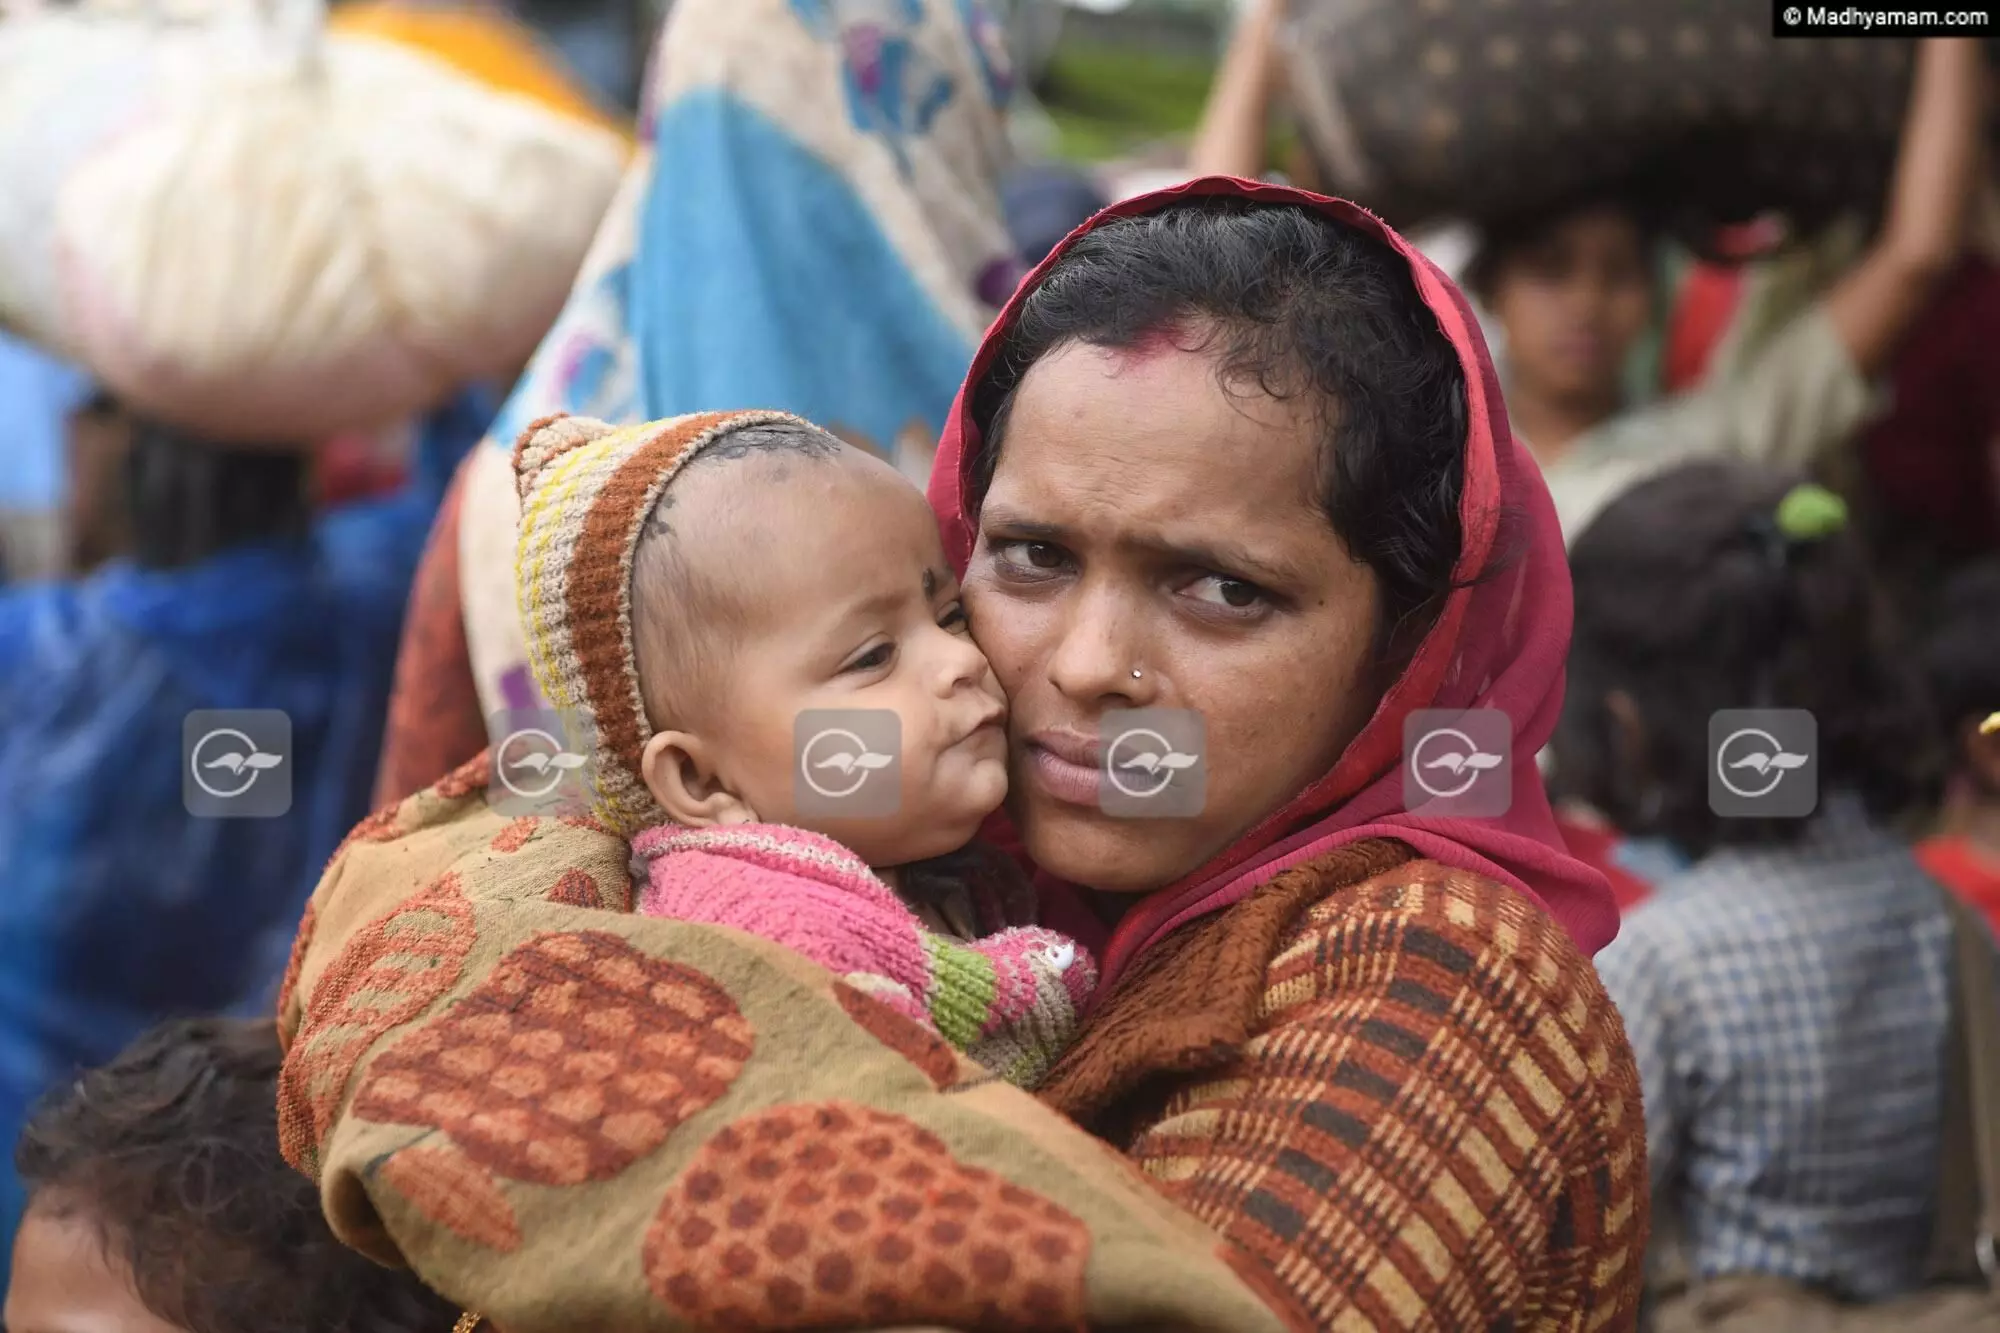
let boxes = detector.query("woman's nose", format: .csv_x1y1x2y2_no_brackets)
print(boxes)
1045,596,1153,705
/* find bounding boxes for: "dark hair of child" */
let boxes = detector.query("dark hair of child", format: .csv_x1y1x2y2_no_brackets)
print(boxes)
1462,188,1669,304
1551,460,1941,860
15,1016,459,1333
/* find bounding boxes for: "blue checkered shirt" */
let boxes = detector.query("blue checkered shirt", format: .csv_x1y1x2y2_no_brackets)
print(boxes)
1597,796,1953,1302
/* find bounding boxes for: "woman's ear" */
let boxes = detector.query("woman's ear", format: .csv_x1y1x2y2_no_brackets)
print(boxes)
641,730,758,827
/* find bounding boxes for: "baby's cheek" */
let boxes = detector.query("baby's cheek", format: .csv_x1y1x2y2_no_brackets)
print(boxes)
747,719,810,822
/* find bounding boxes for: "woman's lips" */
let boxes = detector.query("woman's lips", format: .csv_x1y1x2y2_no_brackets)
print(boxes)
1025,731,1103,807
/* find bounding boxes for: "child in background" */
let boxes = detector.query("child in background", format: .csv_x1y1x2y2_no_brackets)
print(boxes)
512,412,1094,1088
1462,39,1985,545
6,1017,458,1333
1917,557,2000,931
1555,461,1951,1310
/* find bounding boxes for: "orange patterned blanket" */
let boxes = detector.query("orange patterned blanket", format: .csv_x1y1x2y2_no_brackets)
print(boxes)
276,755,1296,1332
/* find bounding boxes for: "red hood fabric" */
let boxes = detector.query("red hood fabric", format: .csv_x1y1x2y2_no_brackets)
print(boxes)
927,176,1618,991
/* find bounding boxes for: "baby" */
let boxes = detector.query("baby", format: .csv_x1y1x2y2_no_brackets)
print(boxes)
512,411,1094,1087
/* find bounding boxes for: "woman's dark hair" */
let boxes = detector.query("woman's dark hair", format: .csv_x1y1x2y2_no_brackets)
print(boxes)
967,197,1471,659
1920,555,2000,749
16,1017,459,1333
1551,461,1940,859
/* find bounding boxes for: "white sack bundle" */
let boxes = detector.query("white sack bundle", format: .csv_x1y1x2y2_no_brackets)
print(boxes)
0,2,628,442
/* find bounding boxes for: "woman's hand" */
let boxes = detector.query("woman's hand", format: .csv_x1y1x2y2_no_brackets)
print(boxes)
1186,0,1290,180
1824,38,1989,376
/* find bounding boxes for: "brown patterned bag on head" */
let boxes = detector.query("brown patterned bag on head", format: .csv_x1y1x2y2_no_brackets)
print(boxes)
1646,891,2000,1333
1284,0,1933,233
274,754,1301,1333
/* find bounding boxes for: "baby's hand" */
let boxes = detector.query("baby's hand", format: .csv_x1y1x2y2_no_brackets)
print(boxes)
939,927,1097,1090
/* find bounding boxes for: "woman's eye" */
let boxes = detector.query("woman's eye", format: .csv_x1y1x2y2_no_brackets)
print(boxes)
1185,574,1266,610
845,642,895,673
995,539,1069,572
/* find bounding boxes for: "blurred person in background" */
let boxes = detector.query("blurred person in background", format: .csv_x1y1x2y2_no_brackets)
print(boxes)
1462,38,1986,543
0,391,489,1295
1184,0,1290,188
6,1017,459,1333
1664,199,2000,604
0,2,624,1293
373,0,1025,803
1553,462,1955,1320
1850,243,2000,602
1917,557,2000,933
1191,17,1987,547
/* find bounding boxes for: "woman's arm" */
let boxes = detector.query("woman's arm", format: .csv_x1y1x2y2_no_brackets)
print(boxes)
1186,0,1288,180
1111,866,1650,1329
1824,38,1988,377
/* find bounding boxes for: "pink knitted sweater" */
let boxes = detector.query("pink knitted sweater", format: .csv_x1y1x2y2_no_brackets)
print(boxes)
630,824,1096,1089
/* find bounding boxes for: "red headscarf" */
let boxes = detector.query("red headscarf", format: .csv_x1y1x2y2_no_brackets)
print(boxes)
927,177,1618,992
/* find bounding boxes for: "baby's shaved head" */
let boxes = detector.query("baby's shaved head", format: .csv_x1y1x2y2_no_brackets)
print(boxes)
631,421,855,729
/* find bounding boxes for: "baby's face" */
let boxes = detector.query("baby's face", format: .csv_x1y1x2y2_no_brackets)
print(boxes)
656,448,1009,866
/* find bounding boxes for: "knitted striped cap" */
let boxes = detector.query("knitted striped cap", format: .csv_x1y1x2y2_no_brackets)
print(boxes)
512,409,809,835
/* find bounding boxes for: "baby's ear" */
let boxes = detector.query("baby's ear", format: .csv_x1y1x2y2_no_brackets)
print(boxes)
511,413,622,503
642,730,756,828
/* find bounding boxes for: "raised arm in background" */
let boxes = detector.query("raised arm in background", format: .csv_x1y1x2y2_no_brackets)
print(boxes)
1825,37,1988,376
1186,0,1288,180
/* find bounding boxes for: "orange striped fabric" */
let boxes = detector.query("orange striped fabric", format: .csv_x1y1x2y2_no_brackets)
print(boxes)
1066,856,1650,1331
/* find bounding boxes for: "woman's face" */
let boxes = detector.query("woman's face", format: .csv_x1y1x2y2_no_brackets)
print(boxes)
963,340,1385,895
1487,207,1653,413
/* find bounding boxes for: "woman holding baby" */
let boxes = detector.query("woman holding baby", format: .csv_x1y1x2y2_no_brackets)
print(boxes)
282,182,1640,1331
286,3,1642,1329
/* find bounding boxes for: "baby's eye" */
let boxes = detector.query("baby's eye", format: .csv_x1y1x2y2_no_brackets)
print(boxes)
844,642,895,673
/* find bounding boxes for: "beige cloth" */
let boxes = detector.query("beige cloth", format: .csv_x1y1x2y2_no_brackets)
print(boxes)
1540,304,1877,544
